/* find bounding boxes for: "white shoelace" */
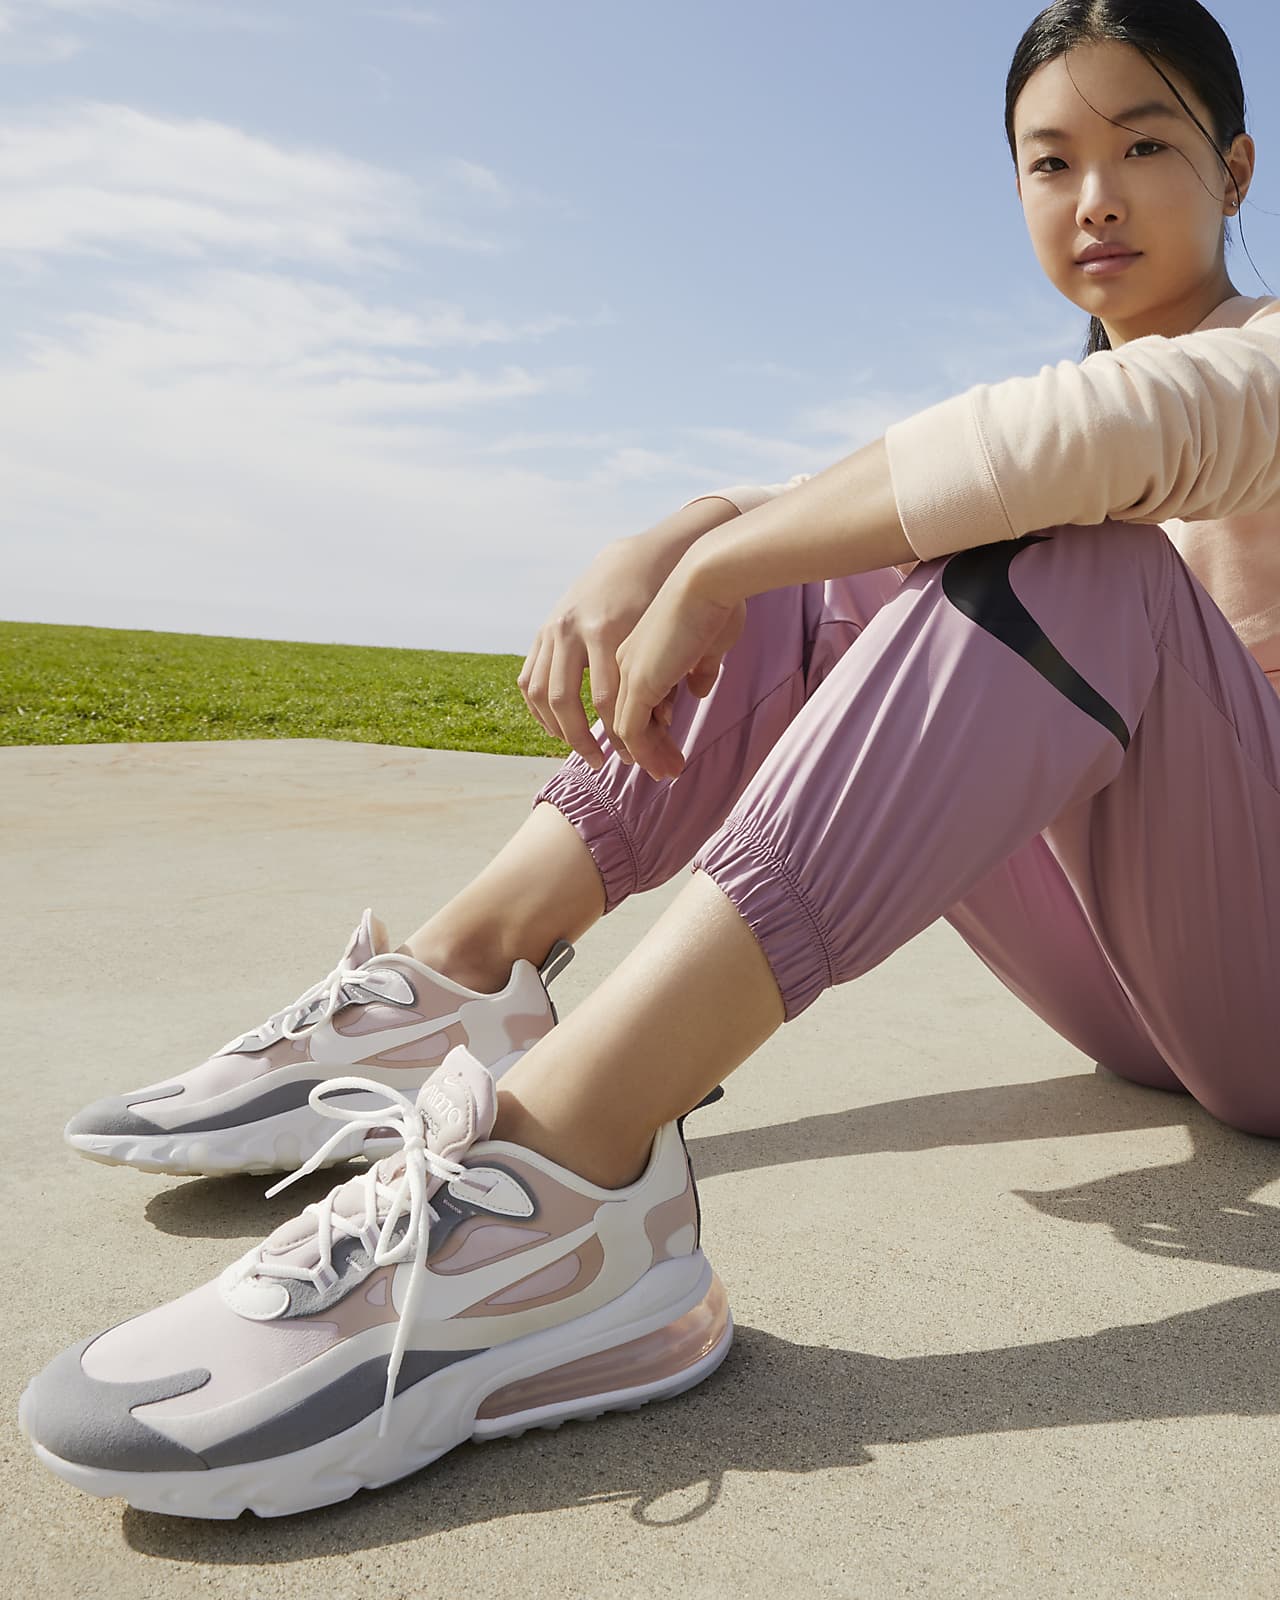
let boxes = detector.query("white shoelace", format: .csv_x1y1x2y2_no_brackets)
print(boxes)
255,1078,470,1438
221,952,410,1054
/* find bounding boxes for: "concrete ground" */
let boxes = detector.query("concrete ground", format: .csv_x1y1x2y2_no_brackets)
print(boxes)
4,738,1280,1599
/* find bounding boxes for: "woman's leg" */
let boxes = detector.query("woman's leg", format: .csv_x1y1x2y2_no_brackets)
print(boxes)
403,566,906,993
493,520,1280,1186
941,831,1186,1094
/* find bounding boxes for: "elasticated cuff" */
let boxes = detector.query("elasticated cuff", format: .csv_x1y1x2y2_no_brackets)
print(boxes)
691,814,836,1023
531,763,642,916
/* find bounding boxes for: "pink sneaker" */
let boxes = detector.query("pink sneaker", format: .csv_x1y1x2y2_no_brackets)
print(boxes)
64,908,574,1178
22,1046,732,1519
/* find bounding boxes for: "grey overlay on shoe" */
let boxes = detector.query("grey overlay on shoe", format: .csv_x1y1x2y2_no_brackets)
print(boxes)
200,1346,484,1469
64,1078,370,1138
280,1214,412,1318
20,1333,212,1472
22,1332,485,1473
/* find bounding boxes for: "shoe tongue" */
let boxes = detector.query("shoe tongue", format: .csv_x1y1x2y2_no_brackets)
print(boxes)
341,907,391,968
367,1044,498,1190
255,1048,498,1273
418,1045,499,1153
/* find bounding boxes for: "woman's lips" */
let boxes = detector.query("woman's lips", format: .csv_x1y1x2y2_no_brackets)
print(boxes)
1077,251,1142,276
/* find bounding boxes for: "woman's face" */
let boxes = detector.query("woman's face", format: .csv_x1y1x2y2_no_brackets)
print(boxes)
1012,39,1253,344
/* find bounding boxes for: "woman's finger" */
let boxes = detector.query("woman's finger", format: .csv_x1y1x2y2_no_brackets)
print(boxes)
518,635,558,738
615,653,682,779
584,638,634,766
547,638,599,766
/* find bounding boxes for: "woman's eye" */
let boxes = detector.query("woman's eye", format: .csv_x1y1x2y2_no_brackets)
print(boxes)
1030,140,1165,175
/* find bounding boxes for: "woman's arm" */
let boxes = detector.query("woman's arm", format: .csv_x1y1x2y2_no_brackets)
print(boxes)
610,307,1280,777
678,436,916,607
678,308,1280,610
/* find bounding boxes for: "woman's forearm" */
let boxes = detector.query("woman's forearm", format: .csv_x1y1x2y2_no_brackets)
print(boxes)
632,494,743,572
678,436,917,605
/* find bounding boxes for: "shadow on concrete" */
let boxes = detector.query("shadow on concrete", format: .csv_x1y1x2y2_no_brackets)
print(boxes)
117,1068,1280,1559
686,1067,1193,1178
146,1069,1280,1277
145,1068,1179,1239
122,1282,1280,1559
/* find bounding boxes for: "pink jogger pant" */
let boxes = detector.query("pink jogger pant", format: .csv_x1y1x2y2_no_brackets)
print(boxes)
530,520,1280,1136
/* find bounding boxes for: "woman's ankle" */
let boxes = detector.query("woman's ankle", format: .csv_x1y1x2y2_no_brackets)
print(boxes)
490,1087,651,1190
398,930,512,995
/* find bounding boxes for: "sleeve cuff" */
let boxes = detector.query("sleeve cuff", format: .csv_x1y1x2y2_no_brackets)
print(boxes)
679,472,814,519
679,485,778,517
882,390,1018,562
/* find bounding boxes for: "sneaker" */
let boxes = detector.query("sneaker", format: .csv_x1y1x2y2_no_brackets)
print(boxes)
63,908,576,1178
21,1046,732,1520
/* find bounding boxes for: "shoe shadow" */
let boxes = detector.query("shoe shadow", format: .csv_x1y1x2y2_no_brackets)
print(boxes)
145,1162,381,1239
122,1282,1280,1559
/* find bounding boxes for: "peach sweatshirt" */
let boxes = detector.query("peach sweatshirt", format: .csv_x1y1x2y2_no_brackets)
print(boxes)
681,292,1280,695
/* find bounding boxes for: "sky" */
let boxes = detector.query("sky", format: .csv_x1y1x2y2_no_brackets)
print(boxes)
2,0,1277,655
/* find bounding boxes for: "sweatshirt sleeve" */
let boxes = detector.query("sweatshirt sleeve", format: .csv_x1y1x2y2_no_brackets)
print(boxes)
881,313,1280,563
679,471,814,517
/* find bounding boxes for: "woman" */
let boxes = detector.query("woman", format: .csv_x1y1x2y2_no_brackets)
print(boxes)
21,0,1279,1518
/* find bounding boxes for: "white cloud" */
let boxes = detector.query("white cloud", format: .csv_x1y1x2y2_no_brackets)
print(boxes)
0,94,967,658
1,267,619,653
0,101,655,652
0,101,512,269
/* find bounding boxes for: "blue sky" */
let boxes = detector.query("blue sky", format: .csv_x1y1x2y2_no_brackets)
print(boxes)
2,0,1277,654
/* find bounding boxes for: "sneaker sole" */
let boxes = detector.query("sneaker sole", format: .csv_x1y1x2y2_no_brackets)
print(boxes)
65,1112,398,1178
20,1253,731,1519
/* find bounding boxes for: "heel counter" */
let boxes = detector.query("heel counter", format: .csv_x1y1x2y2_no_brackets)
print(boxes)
457,957,558,1066
643,1121,702,1262
673,1085,722,1253
536,938,575,1026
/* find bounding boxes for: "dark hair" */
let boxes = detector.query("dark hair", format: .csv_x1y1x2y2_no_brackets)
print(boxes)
1004,0,1255,358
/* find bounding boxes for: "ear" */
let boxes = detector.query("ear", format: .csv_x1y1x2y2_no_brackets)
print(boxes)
1225,131,1255,210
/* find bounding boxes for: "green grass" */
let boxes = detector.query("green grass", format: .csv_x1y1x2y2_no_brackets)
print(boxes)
0,620,593,754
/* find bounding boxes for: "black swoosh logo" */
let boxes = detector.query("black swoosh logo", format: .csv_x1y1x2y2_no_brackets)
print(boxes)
941,534,1130,750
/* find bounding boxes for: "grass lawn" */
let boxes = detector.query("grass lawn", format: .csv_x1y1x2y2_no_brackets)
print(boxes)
0,620,591,756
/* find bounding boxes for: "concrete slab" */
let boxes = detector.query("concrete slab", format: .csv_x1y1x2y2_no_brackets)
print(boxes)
3,738,1279,1599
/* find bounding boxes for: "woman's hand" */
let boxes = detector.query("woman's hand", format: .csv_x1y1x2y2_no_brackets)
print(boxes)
613,563,747,781
517,534,682,771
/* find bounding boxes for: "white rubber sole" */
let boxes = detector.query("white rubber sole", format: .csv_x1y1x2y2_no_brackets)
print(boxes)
22,1254,731,1520
64,1051,528,1177
64,1105,398,1179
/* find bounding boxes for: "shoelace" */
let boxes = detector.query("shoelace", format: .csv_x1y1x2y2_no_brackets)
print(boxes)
255,1078,470,1438
221,952,409,1054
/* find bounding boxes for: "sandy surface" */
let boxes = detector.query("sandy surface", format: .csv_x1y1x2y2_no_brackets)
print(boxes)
4,738,1278,1598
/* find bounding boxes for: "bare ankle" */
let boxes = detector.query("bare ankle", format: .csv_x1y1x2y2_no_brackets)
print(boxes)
398,935,509,996
490,1089,650,1190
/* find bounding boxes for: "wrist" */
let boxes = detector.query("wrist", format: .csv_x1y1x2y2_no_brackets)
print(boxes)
635,497,740,568
672,532,741,609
